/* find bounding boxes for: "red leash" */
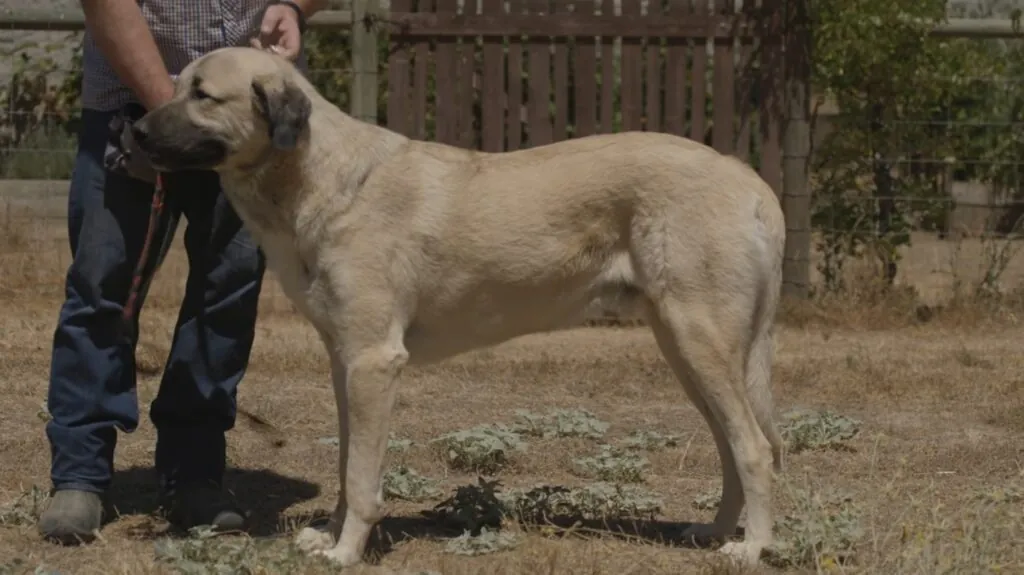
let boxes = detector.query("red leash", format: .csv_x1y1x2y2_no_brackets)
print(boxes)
121,173,167,337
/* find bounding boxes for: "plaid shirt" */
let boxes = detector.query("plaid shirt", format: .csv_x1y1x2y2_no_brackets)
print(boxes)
82,1,304,111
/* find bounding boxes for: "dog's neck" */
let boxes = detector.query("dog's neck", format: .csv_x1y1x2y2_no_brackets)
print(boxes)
218,99,408,244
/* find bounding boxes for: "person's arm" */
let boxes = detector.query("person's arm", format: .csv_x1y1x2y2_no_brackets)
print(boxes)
80,0,175,110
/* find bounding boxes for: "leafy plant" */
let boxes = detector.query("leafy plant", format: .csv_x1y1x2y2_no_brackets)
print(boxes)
387,434,414,453
617,429,680,452
511,408,610,440
431,424,525,473
425,477,508,534
382,466,441,502
0,35,83,179
502,482,663,523
692,485,723,511
766,487,863,569
154,526,325,574
780,409,862,453
572,444,649,483
426,477,664,533
444,526,521,556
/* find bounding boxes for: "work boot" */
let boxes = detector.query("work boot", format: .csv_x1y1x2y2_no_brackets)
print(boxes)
160,481,247,533
37,489,103,545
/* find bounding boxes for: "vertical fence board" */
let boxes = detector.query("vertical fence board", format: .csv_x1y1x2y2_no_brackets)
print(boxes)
663,0,686,136
411,0,433,140
434,0,458,144
387,0,413,134
507,4,525,150
457,31,477,148
712,0,735,154
643,0,662,132
620,0,642,131
527,0,553,146
598,0,616,134
574,0,598,138
481,0,505,151
552,0,570,141
759,0,783,196
735,26,754,161
690,0,708,143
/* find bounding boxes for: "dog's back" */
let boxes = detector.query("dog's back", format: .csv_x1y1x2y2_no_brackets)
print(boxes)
349,131,782,365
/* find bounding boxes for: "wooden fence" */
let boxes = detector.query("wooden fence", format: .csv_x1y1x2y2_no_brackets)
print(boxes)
0,2,812,298
381,0,804,295
384,0,781,174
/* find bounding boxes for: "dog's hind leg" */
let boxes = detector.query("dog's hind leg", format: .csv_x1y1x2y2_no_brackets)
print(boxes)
645,297,773,566
646,311,745,540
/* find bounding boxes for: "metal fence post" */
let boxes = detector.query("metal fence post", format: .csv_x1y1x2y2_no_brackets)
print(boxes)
350,0,380,124
782,0,811,298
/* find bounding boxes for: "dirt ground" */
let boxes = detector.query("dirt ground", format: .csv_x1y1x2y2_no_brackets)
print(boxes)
1,207,1023,575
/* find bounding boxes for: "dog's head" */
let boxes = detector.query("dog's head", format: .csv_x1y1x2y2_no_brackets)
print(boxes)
132,47,312,173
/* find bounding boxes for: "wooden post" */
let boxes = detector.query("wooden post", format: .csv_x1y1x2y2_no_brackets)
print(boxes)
350,0,380,124
782,0,811,298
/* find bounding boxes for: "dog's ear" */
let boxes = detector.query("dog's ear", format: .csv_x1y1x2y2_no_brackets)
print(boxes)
251,74,311,150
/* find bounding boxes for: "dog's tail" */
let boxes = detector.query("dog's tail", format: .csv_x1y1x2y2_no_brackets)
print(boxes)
745,195,786,474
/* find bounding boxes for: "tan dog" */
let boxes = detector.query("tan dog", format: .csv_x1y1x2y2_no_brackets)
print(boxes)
132,46,786,567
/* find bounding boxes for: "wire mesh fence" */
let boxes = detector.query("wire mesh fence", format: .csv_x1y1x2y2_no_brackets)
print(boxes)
809,63,1024,304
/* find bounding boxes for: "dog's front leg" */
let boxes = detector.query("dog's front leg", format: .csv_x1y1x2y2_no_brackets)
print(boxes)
295,329,350,554
313,330,407,567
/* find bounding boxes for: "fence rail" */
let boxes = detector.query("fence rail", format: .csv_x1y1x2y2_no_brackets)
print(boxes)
4,5,1024,301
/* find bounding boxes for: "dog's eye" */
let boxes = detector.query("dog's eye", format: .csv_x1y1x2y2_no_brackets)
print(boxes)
194,87,213,101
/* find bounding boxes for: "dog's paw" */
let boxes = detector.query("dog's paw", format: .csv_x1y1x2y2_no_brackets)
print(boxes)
294,526,334,553
717,540,764,566
312,546,364,568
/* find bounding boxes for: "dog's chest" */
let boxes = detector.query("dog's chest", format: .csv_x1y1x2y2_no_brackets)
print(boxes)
222,184,318,308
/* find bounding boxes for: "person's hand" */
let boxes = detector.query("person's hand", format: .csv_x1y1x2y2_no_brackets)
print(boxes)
251,2,303,61
103,107,158,184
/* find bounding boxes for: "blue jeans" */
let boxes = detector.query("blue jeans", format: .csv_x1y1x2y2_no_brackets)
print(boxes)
45,108,266,495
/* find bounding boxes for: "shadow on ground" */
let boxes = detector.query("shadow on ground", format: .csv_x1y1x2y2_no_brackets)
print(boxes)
296,510,736,564
102,465,320,538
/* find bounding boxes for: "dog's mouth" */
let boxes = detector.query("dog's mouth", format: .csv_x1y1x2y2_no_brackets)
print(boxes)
137,136,228,172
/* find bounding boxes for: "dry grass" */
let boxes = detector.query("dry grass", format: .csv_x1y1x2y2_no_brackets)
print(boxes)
1,202,1023,574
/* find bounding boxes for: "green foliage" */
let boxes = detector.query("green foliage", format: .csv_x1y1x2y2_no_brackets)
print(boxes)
766,487,863,569
382,465,441,502
154,526,328,574
425,477,509,534
691,485,722,511
425,476,663,535
444,526,521,556
810,0,1024,291
0,34,83,179
616,429,680,452
511,408,610,440
502,482,663,522
780,409,861,453
431,424,526,473
572,444,649,483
